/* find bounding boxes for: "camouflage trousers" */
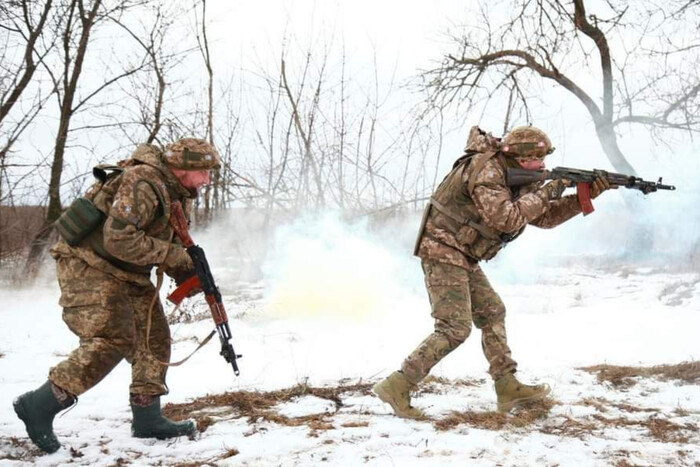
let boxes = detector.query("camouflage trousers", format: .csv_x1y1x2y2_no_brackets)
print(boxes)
401,260,517,384
48,256,171,397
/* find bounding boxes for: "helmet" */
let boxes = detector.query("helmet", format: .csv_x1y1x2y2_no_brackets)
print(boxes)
501,126,554,159
164,137,221,170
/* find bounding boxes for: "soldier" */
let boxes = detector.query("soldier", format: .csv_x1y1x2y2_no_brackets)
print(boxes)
373,126,613,418
13,138,220,453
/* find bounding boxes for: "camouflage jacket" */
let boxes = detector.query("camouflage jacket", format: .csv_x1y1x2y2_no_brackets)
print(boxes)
417,152,582,269
51,144,194,286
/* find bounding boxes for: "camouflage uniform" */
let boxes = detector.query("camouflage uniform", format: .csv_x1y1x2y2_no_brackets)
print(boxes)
402,127,583,384
13,139,220,453
48,141,214,397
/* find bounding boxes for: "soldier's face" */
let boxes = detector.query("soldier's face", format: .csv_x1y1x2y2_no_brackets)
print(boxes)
517,157,546,171
171,169,211,195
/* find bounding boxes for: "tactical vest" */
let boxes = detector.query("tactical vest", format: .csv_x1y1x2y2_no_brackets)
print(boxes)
415,151,525,261
57,164,172,275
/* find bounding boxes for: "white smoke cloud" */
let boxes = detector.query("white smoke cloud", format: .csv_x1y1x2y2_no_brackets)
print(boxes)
261,212,424,320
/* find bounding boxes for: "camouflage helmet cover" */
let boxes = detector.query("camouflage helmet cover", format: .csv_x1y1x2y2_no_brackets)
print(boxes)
164,137,221,170
501,126,554,159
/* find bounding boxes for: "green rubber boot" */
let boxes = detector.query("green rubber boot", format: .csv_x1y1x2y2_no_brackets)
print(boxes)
495,373,551,413
373,371,425,420
130,395,196,439
13,381,75,454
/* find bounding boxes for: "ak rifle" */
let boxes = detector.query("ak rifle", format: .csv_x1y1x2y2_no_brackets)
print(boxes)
167,201,242,376
506,166,676,215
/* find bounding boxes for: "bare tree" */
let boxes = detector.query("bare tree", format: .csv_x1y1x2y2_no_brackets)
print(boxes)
424,0,700,174
0,1,53,123
280,55,326,209
195,0,216,222
0,1,56,264
25,0,147,273
108,1,192,147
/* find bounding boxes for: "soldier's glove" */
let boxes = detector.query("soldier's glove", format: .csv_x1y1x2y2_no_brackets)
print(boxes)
164,245,194,272
590,175,615,199
541,179,567,200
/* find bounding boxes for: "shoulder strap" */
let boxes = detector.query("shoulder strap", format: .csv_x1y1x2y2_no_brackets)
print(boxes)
467,150,498,194
451,150,478,170
429,197,501,241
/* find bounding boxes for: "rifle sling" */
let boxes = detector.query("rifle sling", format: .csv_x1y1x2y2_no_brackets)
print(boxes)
146,265,217,368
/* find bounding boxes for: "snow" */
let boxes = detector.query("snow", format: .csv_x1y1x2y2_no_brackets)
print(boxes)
1,214,699,466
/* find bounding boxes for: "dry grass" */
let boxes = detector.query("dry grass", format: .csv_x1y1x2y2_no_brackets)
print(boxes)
586,413,697,444
172,448,240,467
0,436,35,461
164,373,699,448
579,361,700,388
435,392,698,445
539,416,599,438
434,398,554,431
645,417,697,443
580,396,609,413
615,460,641,467
611,402,660,414
163,381,374,435
572,396,698,443
340,421,370,428
419,375,483,395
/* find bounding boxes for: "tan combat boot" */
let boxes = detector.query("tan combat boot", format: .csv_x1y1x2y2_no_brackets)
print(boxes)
495,373,551,413
373,371,424,420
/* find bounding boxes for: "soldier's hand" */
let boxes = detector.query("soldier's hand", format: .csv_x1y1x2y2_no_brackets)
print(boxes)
541,179,567,200
164,245,194,271
590,176,616,199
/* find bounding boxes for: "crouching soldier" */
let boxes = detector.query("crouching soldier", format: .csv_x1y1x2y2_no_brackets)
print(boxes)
374,126,613,418
13,138,220,453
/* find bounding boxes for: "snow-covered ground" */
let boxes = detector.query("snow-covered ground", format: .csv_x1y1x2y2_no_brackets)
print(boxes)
1,214,699,466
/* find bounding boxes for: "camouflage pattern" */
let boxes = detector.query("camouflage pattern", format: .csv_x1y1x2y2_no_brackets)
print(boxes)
47,143,200,397
164,138,221,171
418,153,582,269
50,144,194,285
402,126,583,385
463,126,502,153
48,256,171,396
401,260,516,384
501,126,554,159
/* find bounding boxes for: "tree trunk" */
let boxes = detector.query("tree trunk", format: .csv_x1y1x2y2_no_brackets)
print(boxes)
24,0,102,276
594,122,636,175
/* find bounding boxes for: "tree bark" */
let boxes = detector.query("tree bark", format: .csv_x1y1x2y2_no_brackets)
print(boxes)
25,0,102,275
593,122,636,175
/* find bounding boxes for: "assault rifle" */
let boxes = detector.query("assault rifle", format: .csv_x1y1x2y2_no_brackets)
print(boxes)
506,167,676,215
167,201,242,376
